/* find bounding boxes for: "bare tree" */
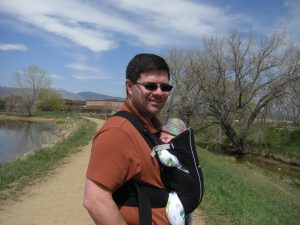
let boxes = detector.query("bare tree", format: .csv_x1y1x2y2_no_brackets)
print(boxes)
287,80,300,123
270,79,300,123
166,31,300,154
13,65,51,116
163,49,208,126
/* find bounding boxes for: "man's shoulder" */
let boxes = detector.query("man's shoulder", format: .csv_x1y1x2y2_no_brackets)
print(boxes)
101,115,136,132
93,115,145,146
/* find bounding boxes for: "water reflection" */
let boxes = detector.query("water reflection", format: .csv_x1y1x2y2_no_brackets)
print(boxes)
0,120,56,163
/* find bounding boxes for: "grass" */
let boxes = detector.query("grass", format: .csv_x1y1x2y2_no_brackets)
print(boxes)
247,125,300,160
198,148,300,225
0,116,97,200
34,110,78,119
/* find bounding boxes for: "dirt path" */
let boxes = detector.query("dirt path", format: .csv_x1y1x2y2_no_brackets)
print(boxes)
0,117,204,225
0,117,103,225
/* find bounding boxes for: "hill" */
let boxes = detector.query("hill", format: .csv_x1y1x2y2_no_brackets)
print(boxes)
0,86,22,98
0,86,123,101
55,88,85,100
77,92,124,100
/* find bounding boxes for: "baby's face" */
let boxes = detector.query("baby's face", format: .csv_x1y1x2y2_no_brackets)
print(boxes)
160,131,175,143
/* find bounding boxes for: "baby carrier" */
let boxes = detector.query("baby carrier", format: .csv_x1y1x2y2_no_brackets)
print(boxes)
112,111,204,225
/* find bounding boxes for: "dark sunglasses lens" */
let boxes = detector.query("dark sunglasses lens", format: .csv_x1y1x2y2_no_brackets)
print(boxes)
144,83,158,91
161,84,173,92
142,83,173,92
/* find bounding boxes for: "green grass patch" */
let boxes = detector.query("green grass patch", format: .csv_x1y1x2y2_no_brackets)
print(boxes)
88,113,108,120
247,125,300,160
199,148,300,225
0,116,97,200
34,110,77,119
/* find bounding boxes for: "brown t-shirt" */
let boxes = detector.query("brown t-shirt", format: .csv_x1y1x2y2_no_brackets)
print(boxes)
86,99,169,225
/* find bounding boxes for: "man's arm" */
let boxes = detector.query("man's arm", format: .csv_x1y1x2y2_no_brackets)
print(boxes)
83,178,127,225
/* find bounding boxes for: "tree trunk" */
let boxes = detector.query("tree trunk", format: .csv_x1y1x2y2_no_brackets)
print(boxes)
221,120,245,154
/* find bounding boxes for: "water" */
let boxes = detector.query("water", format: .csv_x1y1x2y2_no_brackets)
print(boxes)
208,148,300,188
236,154,300,188
0,120,56,163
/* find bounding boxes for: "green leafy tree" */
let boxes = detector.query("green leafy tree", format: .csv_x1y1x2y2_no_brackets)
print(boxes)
38,89,66,112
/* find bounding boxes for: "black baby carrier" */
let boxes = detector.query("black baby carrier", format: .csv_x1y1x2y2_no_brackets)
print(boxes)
112,111,204,225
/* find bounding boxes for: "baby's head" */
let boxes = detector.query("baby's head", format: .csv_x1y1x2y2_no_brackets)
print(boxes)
160,118,187,143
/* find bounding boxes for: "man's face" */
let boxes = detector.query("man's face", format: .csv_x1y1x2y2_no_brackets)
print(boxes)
126,70,170,118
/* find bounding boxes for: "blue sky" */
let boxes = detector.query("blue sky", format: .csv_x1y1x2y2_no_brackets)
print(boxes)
0,0,299,98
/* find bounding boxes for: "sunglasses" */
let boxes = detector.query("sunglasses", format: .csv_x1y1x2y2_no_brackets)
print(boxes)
134,82,173,92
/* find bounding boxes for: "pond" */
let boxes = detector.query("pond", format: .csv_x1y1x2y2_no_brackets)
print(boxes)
0,120,56,163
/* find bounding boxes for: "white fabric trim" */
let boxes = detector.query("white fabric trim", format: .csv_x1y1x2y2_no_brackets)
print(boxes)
151,143,170,157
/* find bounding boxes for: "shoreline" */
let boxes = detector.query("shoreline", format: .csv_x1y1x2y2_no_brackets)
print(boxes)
0,114,79,164
0,114,55,122
0,116,97,201
246,151,300,168
0,117,103,225
202,142,299,168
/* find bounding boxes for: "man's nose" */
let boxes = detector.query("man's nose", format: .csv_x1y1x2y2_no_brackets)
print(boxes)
153,86,165,95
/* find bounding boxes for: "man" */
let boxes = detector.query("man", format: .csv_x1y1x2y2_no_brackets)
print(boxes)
83,53,173,225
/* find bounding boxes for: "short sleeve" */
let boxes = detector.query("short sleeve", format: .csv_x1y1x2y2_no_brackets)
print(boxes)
86,127,141,191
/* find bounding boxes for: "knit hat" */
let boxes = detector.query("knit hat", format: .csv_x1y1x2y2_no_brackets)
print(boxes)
162,118,187,136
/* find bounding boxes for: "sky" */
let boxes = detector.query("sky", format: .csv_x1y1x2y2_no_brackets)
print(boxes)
0,0,299,98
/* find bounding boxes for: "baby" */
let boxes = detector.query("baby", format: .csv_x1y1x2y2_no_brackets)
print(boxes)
152,118,192,225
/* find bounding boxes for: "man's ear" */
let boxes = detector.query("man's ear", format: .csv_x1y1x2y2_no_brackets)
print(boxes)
125,79,133,96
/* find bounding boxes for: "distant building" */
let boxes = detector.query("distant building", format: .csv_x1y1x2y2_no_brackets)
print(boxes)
85,99,124,113
63,99,85,111
62,99,124,114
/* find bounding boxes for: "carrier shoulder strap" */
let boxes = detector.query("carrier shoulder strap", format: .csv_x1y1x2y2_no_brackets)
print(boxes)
114,111,168,185
114,110,157,148
112,111,168,225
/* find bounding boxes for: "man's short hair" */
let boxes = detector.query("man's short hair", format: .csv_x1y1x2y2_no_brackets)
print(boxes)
126,53,170,83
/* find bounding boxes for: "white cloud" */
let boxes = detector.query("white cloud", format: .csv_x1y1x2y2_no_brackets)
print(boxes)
67,62,109,80
0,0,118,52
0,0,240,51
0,43,28,51
109,0,232,36
280,0,300,41
71,74,107,80
50,73,64,80
67,63,102,73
